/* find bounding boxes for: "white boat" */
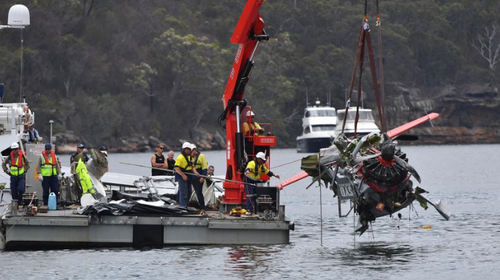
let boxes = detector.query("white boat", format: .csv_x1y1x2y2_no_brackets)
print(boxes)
296,101,337,153
334,108,380,137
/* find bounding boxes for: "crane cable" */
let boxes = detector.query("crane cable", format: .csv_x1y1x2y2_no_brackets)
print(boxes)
376,0,388,132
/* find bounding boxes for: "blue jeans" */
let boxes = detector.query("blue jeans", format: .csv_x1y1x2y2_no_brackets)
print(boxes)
42,175,59,205
10,175,25,204
177,177,192,207
244,176,258,213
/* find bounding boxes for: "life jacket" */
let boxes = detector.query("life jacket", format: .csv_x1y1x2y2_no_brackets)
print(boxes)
41,150,58,176
192,153,201,170
245,122,262,136
245,159,269,180
10,151,25,176
176,152,192,172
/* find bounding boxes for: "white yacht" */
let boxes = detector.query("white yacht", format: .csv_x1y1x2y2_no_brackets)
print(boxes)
334,108,380,137
296,101,337,153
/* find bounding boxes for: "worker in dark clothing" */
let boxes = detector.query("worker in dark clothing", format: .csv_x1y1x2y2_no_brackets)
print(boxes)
166,150,176,176
2,142,30,205
243,152,280,213
70,143,89,165
151,143,168,176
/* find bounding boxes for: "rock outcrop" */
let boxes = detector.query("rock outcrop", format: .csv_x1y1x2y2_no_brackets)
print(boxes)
377,83,500,144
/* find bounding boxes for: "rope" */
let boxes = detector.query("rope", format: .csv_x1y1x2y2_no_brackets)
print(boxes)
318,158,323,246
270,158,302,169
119,162,261,187
5,207,28,235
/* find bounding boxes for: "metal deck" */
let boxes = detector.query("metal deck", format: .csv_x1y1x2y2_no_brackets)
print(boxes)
1,209,292,250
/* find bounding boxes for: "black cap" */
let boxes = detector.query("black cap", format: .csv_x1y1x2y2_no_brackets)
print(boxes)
77,143,85,149
99,145,107,151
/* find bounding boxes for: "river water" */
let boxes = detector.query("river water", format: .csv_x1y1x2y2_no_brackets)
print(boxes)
1,145,499,279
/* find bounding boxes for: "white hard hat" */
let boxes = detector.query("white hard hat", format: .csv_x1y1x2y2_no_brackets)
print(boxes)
182,142,191,149
190,144,197,150
246,111,255,117
10,142,19,149
255,152,266,161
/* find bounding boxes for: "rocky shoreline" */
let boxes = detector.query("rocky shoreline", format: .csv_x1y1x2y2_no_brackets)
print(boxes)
54,83,500,154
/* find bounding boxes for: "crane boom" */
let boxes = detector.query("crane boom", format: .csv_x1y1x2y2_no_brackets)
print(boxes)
220,0,272,210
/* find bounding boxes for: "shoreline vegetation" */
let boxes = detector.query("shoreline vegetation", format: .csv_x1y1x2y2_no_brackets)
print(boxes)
1,1,499,149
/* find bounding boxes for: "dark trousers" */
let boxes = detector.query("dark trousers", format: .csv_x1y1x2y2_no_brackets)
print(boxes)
191,176,205,210
10,175,25,204
244,176,258,213
177,177,192,207
42,175,59,205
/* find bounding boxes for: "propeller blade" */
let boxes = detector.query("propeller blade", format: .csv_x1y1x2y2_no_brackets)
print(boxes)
387,113,439,139
394,155,421,183
277,171,309,190
417,193,451,221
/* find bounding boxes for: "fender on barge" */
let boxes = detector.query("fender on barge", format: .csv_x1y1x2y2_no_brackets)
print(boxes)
1,209,293,251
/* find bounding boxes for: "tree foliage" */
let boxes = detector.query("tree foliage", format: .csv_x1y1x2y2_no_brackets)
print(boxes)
0,0,498,148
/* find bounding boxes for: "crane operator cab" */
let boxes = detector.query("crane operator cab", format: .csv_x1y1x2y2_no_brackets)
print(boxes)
241,107,276,163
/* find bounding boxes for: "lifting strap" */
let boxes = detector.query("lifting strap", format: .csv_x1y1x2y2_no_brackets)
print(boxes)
342,0,387,135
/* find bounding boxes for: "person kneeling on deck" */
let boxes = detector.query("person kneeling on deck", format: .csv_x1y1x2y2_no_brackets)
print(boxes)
190,144,207,215
243,152,280,214
2,142,30,205
37,143,61,206
174,142,194,207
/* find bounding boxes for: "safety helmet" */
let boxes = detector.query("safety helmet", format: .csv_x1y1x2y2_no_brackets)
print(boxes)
10,142,19,149
45,143,52,149
190,144,197,150
246,111,255,117
182,142,191,149
255,152,266,161
77,143,85,149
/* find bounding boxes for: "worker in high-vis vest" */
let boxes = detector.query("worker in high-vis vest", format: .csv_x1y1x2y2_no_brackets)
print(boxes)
2,142,30,205
174,142,193,207
242,111,265,136
37,143,61,206
244,152,280,214
190,144,208,215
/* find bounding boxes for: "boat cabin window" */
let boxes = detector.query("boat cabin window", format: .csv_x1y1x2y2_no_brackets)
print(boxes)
311,125,336,132
337,111,374,122
305,109,336,118
304,126,311,134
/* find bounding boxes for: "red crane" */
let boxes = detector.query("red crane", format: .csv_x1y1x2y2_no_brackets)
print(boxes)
218,0,276,211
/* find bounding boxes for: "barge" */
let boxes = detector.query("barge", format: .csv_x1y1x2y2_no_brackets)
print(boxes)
1,208,292,251
1,0,294,251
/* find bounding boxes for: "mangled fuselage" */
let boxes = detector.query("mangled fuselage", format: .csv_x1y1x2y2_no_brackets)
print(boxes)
301,131,448,235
